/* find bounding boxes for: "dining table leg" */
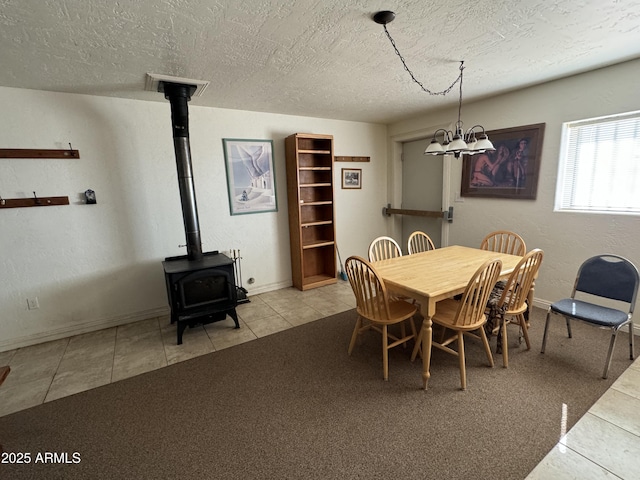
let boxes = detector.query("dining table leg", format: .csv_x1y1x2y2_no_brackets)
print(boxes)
411,315,432,389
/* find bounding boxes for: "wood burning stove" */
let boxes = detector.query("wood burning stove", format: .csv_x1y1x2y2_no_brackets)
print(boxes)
163,251,239,345
157,78,245,344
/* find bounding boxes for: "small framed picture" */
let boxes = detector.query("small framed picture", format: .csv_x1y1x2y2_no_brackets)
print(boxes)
341,168,361,189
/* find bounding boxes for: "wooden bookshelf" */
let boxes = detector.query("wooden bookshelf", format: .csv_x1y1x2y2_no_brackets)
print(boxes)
285,133,337,290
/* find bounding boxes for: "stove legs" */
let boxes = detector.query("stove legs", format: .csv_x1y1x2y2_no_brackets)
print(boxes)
175,308,240,345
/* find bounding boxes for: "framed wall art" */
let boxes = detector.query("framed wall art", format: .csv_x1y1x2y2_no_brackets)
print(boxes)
222,138,278,215
341,168,362,189
460,123,545,199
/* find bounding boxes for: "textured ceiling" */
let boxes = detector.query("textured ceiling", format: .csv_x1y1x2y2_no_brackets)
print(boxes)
1,0,640,124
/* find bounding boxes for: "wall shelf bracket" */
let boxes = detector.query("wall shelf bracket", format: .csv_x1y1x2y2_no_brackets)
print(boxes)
0,195,70,209
0,148,80,159
334,156,370,162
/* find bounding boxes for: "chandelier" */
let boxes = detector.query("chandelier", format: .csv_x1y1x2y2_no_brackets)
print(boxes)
373,10,495,158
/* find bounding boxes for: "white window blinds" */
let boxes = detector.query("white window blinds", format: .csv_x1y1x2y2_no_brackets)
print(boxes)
556,111,640,214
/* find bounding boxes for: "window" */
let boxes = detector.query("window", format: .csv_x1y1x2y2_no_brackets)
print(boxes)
555,110,640,215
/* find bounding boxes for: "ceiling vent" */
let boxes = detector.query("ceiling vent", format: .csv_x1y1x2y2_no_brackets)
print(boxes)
144,73,210,97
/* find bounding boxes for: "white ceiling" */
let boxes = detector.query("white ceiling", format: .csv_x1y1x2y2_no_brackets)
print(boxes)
2,0,640,124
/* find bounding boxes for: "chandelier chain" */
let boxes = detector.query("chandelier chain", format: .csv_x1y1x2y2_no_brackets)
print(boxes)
373,10,494,156
456,61,464,127
383,24,463,96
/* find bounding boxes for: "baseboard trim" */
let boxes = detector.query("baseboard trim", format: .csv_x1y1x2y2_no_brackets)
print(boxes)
0,306,170,353
532,298,552,310
4,291,635,353
241,280,293,295
0,281,294,353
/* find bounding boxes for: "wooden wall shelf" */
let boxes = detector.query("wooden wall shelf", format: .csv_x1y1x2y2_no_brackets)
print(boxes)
334,156,370,162
0,148,80,159
0,196,70,209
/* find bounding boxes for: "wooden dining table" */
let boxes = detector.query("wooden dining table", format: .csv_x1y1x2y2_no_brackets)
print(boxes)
372,245,524,389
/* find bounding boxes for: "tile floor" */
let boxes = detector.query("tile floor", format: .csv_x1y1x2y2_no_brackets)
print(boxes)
0,280,638,479
526,356,640,479
0,282,356,417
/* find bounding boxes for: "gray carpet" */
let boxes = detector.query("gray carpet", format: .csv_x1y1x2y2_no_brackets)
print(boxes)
0,307,632,480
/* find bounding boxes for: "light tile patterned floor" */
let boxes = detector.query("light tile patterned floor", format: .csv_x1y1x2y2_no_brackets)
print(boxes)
526,360,640,479
1,280,639,478
0,282,355,417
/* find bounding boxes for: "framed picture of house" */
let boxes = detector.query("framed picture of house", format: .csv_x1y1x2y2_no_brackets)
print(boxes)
222,139,278,215
341,168,362,189
460,123,545,199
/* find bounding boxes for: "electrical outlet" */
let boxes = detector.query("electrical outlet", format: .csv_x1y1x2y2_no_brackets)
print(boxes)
27,297,39,310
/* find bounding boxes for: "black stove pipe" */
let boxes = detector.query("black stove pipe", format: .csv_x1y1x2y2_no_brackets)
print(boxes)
162,82,203,261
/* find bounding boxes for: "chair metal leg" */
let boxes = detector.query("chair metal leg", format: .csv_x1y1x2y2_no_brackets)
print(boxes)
602,321,634,379
541,309,552,353
603,328,619,379
566,317,573,338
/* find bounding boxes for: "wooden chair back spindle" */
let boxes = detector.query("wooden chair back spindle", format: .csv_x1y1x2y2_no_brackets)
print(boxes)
456,259,503,327
480,230,526,256
407,231,436,255
368,236,402,262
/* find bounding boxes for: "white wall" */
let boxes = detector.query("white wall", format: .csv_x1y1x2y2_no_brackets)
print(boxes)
389,58,640,307
0,87,388,351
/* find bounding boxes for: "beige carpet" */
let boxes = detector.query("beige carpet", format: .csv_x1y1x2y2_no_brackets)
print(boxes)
0,307,632,479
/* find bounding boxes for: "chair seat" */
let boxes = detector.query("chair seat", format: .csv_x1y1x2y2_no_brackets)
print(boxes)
550,298,629,327
433,298,486,331
433,298,459,320
359,299,417,324
388,299,419,320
